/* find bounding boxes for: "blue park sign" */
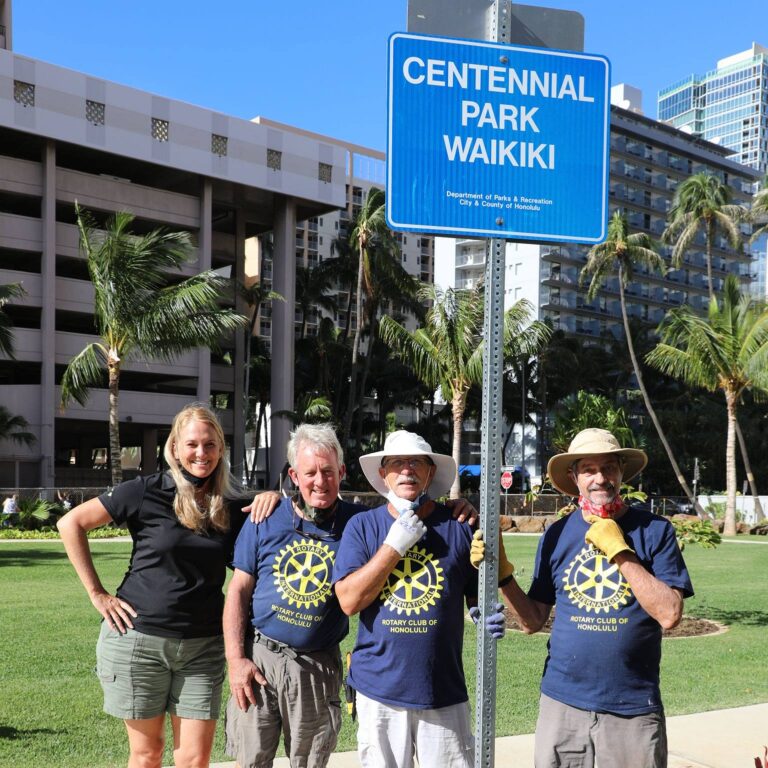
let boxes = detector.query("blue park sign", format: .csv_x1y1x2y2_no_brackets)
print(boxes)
386,32,611,242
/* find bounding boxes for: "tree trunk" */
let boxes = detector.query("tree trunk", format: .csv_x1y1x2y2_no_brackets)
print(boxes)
724,391,738,536
264,401,271,488
333,279,356,417
246,403,264,487
354,311,378,453
705,222,715,302
449,389,466,499
735,416,765,522
108,362,122,487
618,275,704,514
342,243,366,448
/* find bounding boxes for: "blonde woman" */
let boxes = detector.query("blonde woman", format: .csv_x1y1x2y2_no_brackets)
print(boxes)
58,403,247,768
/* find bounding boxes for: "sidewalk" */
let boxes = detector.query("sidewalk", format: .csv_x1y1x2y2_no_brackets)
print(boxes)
207,702,767,768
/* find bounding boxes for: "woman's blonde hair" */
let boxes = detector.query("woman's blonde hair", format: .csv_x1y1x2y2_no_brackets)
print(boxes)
163,403,238,534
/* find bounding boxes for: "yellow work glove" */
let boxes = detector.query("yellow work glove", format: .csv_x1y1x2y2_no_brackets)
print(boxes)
584,515,634,562
470,530,515,584
470,529,486,568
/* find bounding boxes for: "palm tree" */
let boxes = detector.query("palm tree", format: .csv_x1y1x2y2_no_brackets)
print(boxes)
0,282,27,357
352,240,423,453
663,172,745,300
0,405,36,447
380,284,550,498
748,175,768,242
61,204,246,486
646,276,768,535
295,317,346,400
273,393,334,426
244,338,272,488
324,234,359,345
321,235,360,418
343,187,389,448
665,175,762,514
238,265,283,482
581,210,703,513
551,391,639,454
295,264,337,340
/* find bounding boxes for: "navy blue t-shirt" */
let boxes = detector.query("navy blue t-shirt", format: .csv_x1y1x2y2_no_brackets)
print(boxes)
100,472,247,639
528,506,694,715
332,502,477,709
232,497,364,651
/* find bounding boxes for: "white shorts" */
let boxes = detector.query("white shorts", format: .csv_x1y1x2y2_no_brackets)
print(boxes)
355,691,474,768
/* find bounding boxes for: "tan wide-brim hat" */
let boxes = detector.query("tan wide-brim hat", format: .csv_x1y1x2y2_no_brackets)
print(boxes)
547,428,647,497
359,430,457,497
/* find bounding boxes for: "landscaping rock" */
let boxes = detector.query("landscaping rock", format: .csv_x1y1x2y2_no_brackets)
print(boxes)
499,515,516,532
509,515,546,533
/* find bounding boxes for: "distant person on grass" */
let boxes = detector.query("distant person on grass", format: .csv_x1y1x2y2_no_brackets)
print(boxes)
58,403,248,768
2,492,18,525
473,428,694,768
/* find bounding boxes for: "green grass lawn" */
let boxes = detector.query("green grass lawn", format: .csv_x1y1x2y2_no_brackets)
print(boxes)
0,536,766,767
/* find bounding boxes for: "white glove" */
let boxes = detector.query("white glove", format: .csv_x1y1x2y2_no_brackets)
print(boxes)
384,509,426,556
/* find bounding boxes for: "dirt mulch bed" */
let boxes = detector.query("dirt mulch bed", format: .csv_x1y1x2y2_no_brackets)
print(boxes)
501,610,726,638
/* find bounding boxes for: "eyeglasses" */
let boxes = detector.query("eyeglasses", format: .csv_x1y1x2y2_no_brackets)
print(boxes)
291,502,340,542
382,457,433,471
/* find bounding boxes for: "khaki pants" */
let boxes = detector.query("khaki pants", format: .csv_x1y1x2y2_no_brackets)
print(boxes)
224,637,342,768
534,693,667,768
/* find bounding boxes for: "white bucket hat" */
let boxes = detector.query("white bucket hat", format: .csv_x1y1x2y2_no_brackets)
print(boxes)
547,428,647,496
359,430,457,497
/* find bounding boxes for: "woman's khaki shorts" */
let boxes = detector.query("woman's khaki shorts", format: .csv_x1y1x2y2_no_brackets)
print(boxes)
96,623,225,721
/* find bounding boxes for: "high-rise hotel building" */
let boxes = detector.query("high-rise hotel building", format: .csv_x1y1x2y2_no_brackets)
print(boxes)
658,43,768,175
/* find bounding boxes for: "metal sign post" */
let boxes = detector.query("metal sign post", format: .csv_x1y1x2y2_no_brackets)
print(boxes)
475,7,511,762
398,3,599,766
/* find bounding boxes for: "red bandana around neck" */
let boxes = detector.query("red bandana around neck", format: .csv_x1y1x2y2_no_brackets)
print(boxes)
579,494,625,519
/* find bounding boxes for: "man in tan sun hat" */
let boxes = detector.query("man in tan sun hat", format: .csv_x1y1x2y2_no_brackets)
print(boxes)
333,430,503,768
473,428,694,768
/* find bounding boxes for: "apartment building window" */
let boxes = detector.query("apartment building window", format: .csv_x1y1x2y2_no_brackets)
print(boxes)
85,99,105,126
151,118,170,142
318,162,333,183
13,80,35,107
267,148,282,171
211,133,228,157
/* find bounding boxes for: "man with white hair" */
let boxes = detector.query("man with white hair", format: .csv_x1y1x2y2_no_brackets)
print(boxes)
223,423,366,768
473,428,694,768
333,430,502,768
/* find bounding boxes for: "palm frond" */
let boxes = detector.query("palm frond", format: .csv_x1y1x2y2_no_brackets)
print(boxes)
60,343,109,407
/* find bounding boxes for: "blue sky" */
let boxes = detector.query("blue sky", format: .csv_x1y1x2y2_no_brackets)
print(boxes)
12,1,768,152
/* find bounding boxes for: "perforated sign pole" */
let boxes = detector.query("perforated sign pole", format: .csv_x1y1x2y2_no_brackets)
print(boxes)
402,3,590,766
475,4,511,767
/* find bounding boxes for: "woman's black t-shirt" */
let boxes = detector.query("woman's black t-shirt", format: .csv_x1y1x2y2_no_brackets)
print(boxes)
99,472,247,638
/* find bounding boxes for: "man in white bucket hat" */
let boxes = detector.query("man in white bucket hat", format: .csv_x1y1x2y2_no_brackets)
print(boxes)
473,428,694,768
333,430,501,768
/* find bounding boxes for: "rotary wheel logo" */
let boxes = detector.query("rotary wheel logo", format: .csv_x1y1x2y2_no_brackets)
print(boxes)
380,547,444,616
563,545,632,614
273,539,335,608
